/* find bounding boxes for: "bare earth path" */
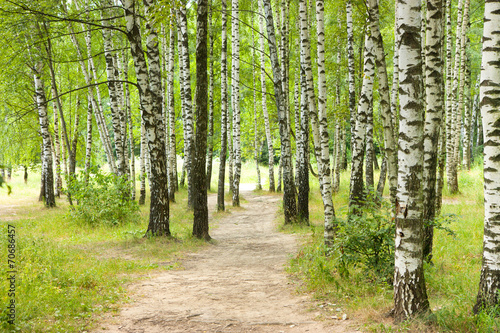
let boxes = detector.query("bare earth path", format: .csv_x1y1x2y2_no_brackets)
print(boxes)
94,186,356,333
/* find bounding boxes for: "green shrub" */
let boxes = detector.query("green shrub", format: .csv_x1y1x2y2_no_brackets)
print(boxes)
68,168,140,227
334,196,395,283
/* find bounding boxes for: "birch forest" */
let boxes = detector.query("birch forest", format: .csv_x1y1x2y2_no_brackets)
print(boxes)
0,0,499,331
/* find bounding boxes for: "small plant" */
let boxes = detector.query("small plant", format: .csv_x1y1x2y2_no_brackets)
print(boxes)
334,195,395,283
68,168,140,227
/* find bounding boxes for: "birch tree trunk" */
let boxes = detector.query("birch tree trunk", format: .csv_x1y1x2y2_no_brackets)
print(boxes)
139,121,146,205
393,0,430,321
473,0,500,313
454,0,470,171
333,121,341,193
84,94,92,177
124,0,170,236
53,100,62,194
122,50,136,200
206,2,214,191
217,0,228,211
391,0,400,138
262,0,297,224
259,0,275,192
252,32,262,191
346,0,356,149
447,0,463,194
177,3,195,208
462,61,472,170
422,0,445,262
297,65,309,223
369,0,398,204
192,0,210,241
168,9,177,199
349,24,374,209
316,0,335,245
102,9,126,176
232,0,242,206
34,62,55,208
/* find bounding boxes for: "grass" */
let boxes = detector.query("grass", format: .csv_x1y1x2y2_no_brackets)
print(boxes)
1,158,489,332
285,161,495,332
0,166,229,332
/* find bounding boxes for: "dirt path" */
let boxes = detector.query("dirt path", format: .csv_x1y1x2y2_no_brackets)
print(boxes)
94,187,356,333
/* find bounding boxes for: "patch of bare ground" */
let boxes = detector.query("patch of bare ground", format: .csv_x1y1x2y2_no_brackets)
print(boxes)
92,186,359,333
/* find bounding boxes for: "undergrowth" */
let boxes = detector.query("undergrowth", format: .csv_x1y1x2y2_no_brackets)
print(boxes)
287,164,497,332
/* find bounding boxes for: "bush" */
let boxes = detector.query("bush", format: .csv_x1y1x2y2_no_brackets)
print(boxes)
68,168,140,227
334,196,395,283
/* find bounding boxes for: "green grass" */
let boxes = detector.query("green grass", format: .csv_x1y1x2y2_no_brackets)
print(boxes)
285,163,496,332
0,167,225,332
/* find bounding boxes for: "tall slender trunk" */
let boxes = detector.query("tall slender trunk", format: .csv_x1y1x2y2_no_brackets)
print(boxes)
139,120,146,205
252,31,262,191
34,63,55,208
168,9,177,199
391,0,400,138
349,23,374,209
316,0,335,245
462,60,472,170
346,0,356,151
231,0,242,206
217,0,228,211
192,0,210,241
454,0,470,170
53,98,62,194
422,0,445,262
262,0,297,224
435,121,446,216
294,76,300,187
177,3,195,208
393,0,430,321
297,65,309,223
102,9,126,176
474,0,500,312
333,121,342,193
376,155,387,197
259,0,275,192
365,102,375,190
447,0,463,194
206,2,215,191
124,0,170,236
84,94,92,176
369,0,398,205
123,50,136,200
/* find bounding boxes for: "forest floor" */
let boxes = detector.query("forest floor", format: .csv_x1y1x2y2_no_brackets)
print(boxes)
91,185,358,333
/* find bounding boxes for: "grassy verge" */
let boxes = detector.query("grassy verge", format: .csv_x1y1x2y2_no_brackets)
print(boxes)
0,169,222,332
285,164,497,332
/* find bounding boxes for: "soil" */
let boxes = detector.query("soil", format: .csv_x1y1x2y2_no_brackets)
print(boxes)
92,185,359,333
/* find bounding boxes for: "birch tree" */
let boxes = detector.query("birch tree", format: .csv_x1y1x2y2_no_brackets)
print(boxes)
123,0,170,236
262,0,297,224
393,0,430,321
232,0,242,206
217,0,228,211
206,2,214,190
34,62,56,208
422,0,445,262
258,0,275,192
474,0,500,313
192,0,210,241
177,3,195,208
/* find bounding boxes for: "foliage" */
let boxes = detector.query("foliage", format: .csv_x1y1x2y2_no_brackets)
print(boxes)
335,195,395,283
68,168,139,227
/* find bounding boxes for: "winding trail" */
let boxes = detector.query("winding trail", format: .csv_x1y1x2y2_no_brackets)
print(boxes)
94,187,355,332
